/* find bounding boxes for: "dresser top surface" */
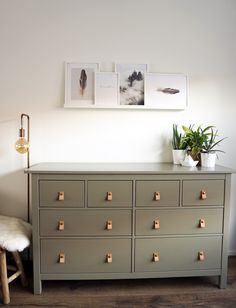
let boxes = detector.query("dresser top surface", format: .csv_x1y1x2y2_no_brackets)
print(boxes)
25,162,234,175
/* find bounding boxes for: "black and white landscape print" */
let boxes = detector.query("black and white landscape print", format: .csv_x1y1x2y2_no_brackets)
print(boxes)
116,63,147,105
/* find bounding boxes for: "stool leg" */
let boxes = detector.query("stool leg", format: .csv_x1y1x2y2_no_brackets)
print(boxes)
0,248,10,304
12,251,28,287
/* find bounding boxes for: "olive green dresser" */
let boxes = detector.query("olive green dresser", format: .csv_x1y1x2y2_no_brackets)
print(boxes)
26,163,233,294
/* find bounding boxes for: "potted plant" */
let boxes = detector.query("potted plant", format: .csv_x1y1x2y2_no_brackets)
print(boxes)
182,125,213,165
200,127,226,167
172,124,187,164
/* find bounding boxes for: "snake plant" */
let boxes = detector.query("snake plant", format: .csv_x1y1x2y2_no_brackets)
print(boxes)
172,124,187,150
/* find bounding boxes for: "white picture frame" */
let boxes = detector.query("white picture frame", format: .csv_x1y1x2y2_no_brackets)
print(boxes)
116,63,147,106
64,62,99,107
145,73,188,110
95,72,119,107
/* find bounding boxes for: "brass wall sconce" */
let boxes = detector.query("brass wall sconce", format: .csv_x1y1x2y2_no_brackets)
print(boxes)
15,113,30,222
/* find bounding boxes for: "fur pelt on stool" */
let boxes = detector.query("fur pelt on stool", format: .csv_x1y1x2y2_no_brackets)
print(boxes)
0,215,32,251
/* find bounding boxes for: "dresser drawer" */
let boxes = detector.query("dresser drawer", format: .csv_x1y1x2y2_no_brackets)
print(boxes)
136,181,180,207
87,181,132,208
41,239,131,273
40,209,132,236
39,180,84,208
135,208,223,235
135,237,222,272
182,180,224,206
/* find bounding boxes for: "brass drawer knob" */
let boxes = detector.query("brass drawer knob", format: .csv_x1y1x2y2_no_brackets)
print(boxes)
58,220,65,231
153,252,160,262
106,220,112,230
58,253,65,264
107,192,113,201
153,219,160,230
200,190,207,200
199,218,206,228
154,191,161,201
58,191,65,201
198,251,205,261
106,253,112,263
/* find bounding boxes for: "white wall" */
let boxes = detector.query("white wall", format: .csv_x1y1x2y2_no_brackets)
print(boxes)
0,0,236,253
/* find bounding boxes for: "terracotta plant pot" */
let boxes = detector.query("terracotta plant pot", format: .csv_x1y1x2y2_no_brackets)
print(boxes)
187,151,201,166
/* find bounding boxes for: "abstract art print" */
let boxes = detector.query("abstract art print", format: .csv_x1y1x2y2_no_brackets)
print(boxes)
145,73,187,109
64,63,99,107
95,72,119,107
116,63,147,106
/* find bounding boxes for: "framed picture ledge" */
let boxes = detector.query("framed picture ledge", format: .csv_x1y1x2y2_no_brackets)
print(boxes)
64,62,188,110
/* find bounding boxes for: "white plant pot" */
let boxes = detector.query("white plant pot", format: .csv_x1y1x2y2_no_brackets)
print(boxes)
172,149,186,165
201,152,217,168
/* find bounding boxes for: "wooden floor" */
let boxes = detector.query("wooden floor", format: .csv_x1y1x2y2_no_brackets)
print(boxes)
2,257,236,308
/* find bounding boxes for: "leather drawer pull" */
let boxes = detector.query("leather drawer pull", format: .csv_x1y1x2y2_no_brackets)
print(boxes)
107,192,113,201
199,218,206,228
58,220,65,231
198,251,205,261
154,191,161,201
58,253,65,264
58,191,65,201
153,252,160,262
106,253,112,263
200,190,207,200
153,219,160,230
106,220,112,230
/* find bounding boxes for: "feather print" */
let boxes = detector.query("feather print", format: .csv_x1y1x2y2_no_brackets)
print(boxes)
157,88,180,94
79,69,87,96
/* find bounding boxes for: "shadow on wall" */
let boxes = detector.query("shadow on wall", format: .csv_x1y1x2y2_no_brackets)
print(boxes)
0,169,28,220
153,132,172,163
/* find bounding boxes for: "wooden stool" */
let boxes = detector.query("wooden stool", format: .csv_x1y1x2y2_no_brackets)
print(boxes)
0,247,28,304
0,215,31,305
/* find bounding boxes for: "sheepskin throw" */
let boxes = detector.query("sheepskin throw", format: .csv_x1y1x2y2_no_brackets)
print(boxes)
0,215,32,252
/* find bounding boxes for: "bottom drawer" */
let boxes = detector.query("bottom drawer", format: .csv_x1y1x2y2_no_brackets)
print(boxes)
135,237,222,272
41,239,131,274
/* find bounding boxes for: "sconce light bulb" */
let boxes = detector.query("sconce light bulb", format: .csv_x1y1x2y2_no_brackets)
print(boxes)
15,137,29,154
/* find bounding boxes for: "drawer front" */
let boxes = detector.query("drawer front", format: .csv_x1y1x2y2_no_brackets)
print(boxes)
135,237,222,272
182,180,224,206
40,209,132,236
41,239,131,273
136,181,180,207
135,208,223,235
87,181,132,208
39,180,84,208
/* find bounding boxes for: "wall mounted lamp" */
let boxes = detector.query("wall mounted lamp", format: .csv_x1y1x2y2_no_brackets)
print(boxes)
15,113,30,222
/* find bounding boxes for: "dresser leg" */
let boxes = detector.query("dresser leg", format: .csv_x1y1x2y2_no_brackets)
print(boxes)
33,279,42,295
219,275,227,289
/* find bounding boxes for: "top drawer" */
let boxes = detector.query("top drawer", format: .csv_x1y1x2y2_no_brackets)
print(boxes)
39,180,84,207
88,181,132,208
182,180,224,206
136,181,180,207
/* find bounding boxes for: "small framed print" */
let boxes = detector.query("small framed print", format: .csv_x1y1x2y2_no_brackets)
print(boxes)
95,72,119,107
116,63,147,106
145,73,187,109
64,62,99,107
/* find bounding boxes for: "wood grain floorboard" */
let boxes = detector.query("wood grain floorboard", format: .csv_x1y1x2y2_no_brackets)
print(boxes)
1,257,236,307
